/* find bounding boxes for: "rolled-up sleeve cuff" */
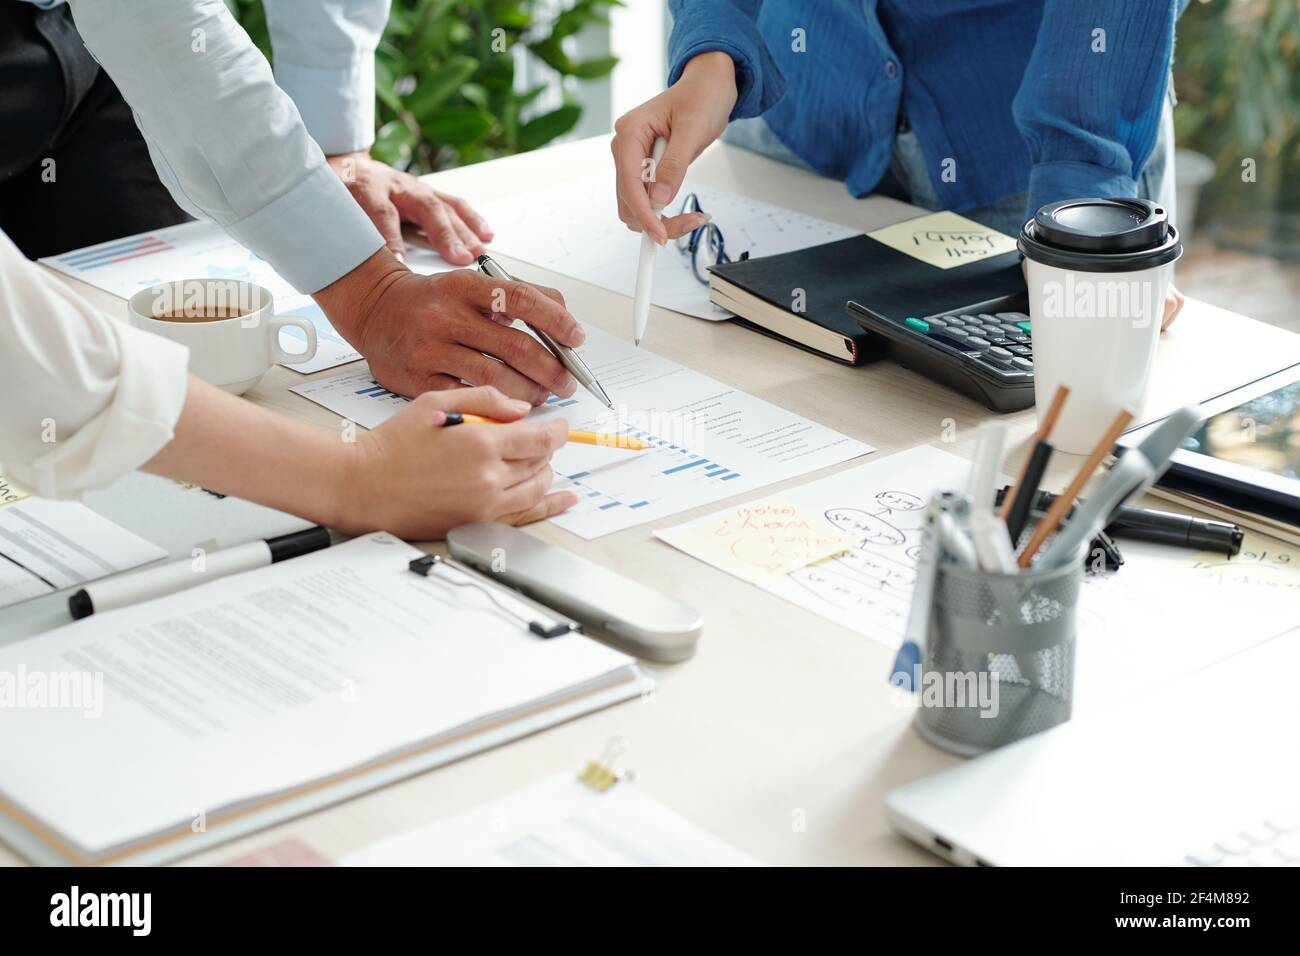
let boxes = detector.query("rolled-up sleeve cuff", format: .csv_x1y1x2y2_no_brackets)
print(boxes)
222,163,384,294
275,59,376,155
12,323,190,499
1026,160,1139,222
667,8,786,120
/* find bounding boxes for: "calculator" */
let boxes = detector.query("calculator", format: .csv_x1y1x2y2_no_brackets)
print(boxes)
846,301,1036,412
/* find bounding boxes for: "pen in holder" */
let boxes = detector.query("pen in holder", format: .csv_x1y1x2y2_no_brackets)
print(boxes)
912,529,1084,757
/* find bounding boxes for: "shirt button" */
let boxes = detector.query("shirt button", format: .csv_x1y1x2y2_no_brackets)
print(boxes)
884,59,898,78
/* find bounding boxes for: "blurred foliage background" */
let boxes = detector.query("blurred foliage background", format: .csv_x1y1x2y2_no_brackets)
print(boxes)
1173,0,1300,255
226,0,620,173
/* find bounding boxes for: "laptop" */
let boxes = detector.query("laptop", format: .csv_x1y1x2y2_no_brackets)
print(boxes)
887,631,1300,866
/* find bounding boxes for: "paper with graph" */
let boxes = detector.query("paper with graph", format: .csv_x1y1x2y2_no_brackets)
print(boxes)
291,325,872,538
477,175,859,320
38,221,458,375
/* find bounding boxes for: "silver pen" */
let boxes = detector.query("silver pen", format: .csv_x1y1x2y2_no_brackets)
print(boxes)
477,254,614,410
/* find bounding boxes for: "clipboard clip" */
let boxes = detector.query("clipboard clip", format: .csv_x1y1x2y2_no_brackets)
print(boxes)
408,554,577,638
578,736,634,792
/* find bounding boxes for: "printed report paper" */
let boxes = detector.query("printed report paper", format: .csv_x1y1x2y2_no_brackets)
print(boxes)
0,496,167,610
292,325,873,538
0,533,640,858
343,773,758,867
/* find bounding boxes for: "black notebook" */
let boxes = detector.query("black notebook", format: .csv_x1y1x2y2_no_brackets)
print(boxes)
708,228,1025,365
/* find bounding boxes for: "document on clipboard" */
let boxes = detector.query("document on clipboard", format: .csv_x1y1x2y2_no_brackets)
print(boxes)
0,532,645,865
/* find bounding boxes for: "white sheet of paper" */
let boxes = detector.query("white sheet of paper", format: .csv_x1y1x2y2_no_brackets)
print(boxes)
476,175,859,320
659,445,1300,713
39,223,460,375
0,533,638,854
292,325,873,538
343,773,757,867
0,497,167,609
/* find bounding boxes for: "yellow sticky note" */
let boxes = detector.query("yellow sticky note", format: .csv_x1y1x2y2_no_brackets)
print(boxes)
667,496,857,583
0,473,30,507
868,210,1018,270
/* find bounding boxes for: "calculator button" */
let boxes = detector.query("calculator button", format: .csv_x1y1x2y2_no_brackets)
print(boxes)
988,336,1011,346
1011,357,1033,371
1009,345,1032,356
996,312,1030,322
999,323,1023,335
967,336,991,350
985,347,1013,366
946,327,970,339
1008,334,1030,344
904,317,930,332
927,317,949,328
1016,321,1032,334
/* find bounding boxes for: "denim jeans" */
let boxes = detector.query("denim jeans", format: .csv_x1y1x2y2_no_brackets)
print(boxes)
721,81,1178,237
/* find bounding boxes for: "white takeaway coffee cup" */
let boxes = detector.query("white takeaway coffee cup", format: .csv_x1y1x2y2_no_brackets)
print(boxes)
128,279,317,395
1019,198,1182,454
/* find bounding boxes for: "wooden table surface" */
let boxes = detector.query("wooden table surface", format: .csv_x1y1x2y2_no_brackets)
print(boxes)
11,135,1300,867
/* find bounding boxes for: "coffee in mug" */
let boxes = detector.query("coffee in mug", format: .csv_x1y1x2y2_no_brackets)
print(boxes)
128,279,318,395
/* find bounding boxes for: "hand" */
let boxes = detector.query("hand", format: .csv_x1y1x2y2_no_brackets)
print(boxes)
611,51,737,244
337,386,577,539
1161,283,1186,331
326,150,493,266
314,249,583,405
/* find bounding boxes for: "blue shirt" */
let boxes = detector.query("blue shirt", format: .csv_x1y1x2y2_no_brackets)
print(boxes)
668,0,1186,219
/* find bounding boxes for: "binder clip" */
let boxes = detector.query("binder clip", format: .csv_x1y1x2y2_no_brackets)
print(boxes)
578,737,633,792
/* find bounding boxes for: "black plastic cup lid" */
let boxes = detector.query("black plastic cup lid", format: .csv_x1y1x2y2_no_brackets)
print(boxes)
1019,198,1182,272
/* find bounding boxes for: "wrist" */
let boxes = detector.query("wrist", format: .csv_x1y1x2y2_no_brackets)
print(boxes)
681,51,738,110
312,246,405,349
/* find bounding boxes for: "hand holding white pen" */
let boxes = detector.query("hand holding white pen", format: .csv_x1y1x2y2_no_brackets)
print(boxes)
631,136,669,347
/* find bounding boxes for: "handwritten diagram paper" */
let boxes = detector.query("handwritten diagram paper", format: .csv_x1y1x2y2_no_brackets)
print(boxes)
292,325,873,538
658,496,857,583
659,445,960,645
477,175,858,321
659,444,1300,715
867,210,1018,270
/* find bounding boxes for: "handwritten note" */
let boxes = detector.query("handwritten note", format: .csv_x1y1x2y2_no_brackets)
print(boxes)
0,473,30,507
657,446,966,642
659,496,857,583
868,210,1018,270
1180,532,1300,595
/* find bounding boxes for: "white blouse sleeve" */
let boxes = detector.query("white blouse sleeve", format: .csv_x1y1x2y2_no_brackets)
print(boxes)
0,232,189,499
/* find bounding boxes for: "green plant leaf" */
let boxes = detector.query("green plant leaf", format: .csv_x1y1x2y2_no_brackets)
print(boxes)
572,55,618,80
528,38,576,74
421,108,496,148
372,120,416,168
374,59,403,113
518,104,582,151
406,56,480,121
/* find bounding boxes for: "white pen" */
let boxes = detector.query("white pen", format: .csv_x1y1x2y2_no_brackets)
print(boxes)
969,511,1018,574
937,512,978,569
632,136,669,347
966,420,1008,515
68,526,331,619
478,254,614,409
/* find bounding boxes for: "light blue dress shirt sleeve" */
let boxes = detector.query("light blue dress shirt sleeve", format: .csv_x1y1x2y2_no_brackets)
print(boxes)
263,0,390,155
64,0,383,294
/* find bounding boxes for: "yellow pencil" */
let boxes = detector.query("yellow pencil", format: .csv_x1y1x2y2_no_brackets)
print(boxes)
453,413,648,450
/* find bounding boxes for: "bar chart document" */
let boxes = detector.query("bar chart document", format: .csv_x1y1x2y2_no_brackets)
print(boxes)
38,222,457,374
292,326,874,538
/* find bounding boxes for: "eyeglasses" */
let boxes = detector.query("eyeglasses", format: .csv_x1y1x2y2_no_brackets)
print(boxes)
674,193,744,284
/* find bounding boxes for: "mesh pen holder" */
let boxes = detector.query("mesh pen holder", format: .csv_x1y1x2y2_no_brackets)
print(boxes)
913,547,1083,757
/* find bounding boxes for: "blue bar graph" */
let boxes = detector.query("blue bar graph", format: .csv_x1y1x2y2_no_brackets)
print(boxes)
663,458,709,476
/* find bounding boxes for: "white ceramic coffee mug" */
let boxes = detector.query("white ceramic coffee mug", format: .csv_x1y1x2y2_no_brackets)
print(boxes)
1019,199,1182,454
128,279,317,395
